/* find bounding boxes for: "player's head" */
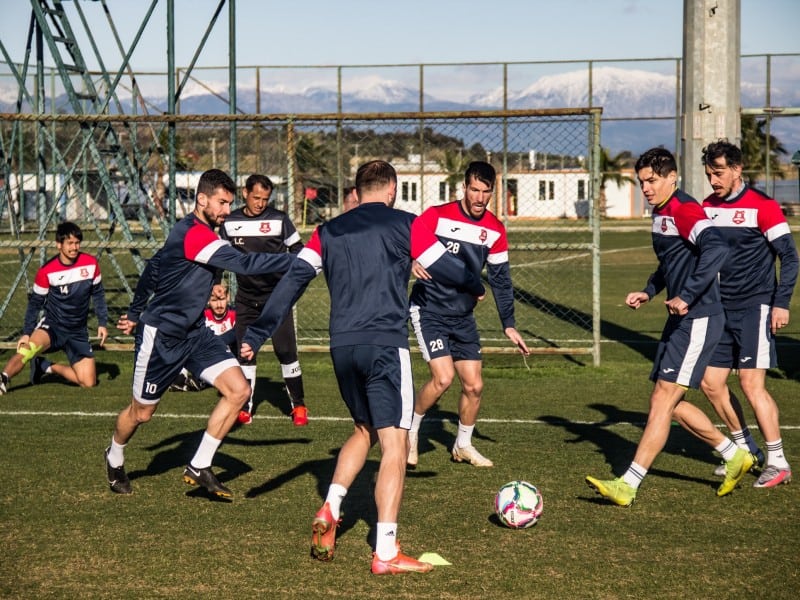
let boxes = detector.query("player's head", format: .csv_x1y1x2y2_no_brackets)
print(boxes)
195,168,236,226
701,139,744,199
634,147,678,208
55,221,83,262
208,283,229,319
243,173,274,216
355,160,397,207
462,161,495,219
342,185,359,212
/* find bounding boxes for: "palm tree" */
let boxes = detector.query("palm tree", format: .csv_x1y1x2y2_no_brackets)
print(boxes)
598,147,634,218
740,114,787,184
438,148,471,201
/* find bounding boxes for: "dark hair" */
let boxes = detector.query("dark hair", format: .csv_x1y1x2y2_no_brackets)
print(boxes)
56,221,82,243
464,161,496,189
343,185,356,196
701,139,743,168
245,173,274,192
634,147,677,177
196,168,236,199
355,160,396,194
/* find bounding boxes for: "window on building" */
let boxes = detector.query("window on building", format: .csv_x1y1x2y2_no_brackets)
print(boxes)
411,182,417,202
549,180,555,200
577,179,586,200
539,180,546,201
402,181,409,202
439,181,447,202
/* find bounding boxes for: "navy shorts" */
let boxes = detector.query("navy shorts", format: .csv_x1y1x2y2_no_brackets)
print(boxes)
330,344,414,429
409,305,482,362
35,317,94,364
649,313,724,389
133,323,240,403
709,304,777,370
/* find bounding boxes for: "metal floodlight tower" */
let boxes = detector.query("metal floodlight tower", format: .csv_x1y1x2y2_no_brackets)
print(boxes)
0,0,238,325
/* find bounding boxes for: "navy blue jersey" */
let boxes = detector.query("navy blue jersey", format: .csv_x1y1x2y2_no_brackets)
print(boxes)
133,213,294,338
703,185,799,310
643,189,729,318
242,203,485,352
24,251,108,334
410,200,516,329
219,205,303,301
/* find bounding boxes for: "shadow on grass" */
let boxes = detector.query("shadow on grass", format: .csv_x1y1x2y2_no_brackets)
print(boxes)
95,360,121,381
252,376,296,418
539,401,724,500
124,428,311,501
512,285,657,362
244,448,381,548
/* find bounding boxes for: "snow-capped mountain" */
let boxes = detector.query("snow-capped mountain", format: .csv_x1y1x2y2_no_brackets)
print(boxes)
2,66,797,154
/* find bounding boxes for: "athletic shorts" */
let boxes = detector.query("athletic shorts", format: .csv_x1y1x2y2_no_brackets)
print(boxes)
708,304,777,370
649,313,724,389
35,317,94,364
133,323,240,404
409,305,482,362
330,344,414,430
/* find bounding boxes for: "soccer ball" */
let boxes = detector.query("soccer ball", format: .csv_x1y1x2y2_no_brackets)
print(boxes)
494,480,543,529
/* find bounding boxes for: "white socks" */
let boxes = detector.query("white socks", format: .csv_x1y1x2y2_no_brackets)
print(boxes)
375,522,399,561
325,483,348,521
107,437,126,468
190,432,222,469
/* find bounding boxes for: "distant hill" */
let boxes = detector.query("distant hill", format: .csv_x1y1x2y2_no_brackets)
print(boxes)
2,66,797,155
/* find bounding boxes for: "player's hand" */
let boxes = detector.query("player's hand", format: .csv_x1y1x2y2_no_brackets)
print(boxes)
411,260,431,281
664,296,688,316
771,306,790,334
16,334,31,352
240,342,254,361
504,327,530,356
97,326,108,347
625,292,649,310
116,314,136,335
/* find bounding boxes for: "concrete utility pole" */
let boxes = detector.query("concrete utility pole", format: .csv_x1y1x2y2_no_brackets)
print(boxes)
681,0,741,200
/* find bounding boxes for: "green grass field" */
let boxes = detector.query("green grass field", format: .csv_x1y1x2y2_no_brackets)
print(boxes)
1,227,799,598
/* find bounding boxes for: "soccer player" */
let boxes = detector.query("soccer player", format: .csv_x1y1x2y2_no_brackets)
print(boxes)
0,221,108,395
585,147,755,506
220,174,308,426
700,140,798,488
239,160,485,574
105,168,294,497
406,161,530,468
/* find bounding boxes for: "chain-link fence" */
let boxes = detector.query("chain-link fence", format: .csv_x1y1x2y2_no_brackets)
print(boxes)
0,109,602,361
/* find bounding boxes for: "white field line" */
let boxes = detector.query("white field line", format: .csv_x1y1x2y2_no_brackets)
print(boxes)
1,410,798,429
512,245,651,269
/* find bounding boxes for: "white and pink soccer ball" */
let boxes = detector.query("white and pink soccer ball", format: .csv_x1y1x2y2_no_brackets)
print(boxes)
494,480,543,529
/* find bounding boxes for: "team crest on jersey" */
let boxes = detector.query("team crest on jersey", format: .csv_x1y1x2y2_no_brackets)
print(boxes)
80,268,89,278
661,217,668,233
259,222,272,233
732,210,746,225
479,229,487,243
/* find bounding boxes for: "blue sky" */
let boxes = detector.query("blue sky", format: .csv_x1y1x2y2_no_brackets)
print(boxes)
1,0,796,69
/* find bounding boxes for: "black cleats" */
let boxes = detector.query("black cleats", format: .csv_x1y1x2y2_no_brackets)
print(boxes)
182,465,232,498
105,447,132,494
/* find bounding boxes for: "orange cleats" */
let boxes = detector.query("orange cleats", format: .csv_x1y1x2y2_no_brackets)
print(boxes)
310,502,340,561
237,410,253,425
292,405,309,426
371,550,433,575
